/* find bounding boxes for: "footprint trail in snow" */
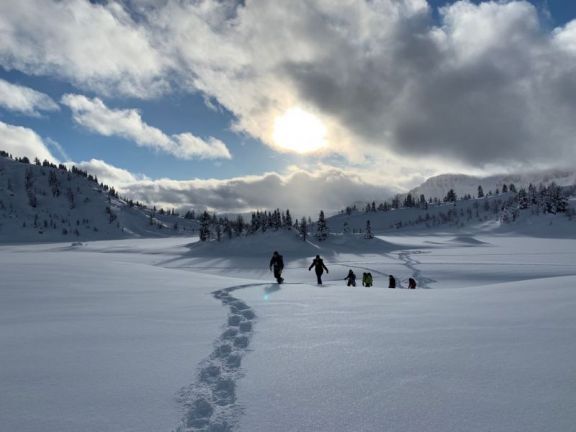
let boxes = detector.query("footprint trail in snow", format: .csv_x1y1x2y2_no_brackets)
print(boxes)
175,283,268,432
397,250,436,288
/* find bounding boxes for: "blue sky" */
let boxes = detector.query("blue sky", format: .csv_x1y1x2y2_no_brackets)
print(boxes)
1,0,576,214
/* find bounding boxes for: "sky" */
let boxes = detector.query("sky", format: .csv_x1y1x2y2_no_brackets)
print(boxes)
1,0,576,216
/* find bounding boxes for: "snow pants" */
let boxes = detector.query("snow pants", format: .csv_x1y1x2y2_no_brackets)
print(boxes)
273,267,283,283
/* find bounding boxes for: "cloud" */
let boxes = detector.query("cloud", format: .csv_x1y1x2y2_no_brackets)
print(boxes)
144,0,576,168
0,79,59,116
73,159,392,216
0,121,57,162
0,0,167,98
68,159,147,187
61,94,231,160
4,1,576,170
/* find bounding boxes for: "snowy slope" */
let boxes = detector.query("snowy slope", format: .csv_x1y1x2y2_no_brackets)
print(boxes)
409,169,576,201
328,193,576,237
0,155,198,243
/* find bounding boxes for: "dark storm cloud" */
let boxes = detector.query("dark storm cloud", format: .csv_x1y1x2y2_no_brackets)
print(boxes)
280,1,576,166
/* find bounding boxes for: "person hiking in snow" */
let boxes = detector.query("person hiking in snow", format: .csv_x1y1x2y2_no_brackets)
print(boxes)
344,269,356,287
408,277,417,289
388,274,396,289
269,251,284,284
362,272,373,287
308,255,329,285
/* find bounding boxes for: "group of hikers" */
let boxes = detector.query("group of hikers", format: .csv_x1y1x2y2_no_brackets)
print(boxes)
269,251,417,289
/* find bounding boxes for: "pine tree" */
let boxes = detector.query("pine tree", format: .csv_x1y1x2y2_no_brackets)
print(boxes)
315,210,329,241
364,220,374,239
403,193,415,208
477,185,484,198
299,217,308,241
234,215,244,237
419,194,427,209
284,210,293,229
199,211,211,241
444,189,457,202
517,188,529,209
224,218,233,239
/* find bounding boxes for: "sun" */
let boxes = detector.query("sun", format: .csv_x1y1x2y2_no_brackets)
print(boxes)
272,108,327,154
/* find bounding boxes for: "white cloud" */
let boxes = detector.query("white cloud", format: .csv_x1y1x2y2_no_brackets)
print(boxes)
0,121,57,162
0,0,167,98
73,159,393,216
122,168,390,215
173,134,231,160
143,0,576,168
61,94,231,160
3,1,576,171
0,79,59,116
68,159,147,187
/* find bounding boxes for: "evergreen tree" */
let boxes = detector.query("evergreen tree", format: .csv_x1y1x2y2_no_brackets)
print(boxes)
403,193,415,208
365,220,374,239
224,218,233,239
419,194,427,208
517,188,529,209
284,210,292,229
444,189,457,202
299,217,308,241
477,185,484,198
199,211,211,241
315,210,329,241
215,223,222,241
234,215,244,237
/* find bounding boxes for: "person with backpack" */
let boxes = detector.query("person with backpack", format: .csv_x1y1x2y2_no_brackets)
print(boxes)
344,270,356,287
362,272,373,287
408,277,417,289
308,255,329,285
388,274,396,288
269,251,284,284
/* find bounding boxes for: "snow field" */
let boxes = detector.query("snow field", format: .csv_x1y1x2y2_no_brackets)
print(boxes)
1,233,576,432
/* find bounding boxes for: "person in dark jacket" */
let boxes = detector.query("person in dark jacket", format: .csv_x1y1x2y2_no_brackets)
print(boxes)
269,251,284,284
388,274,396,288
344,269,356,287
308,255,329,285
408,277,417,289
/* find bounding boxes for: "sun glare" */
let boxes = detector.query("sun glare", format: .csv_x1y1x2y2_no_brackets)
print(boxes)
272,108,327,154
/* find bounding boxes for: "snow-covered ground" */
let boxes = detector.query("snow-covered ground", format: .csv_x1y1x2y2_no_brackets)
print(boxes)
1,232,575,432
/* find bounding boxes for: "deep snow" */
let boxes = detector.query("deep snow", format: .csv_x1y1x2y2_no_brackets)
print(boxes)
1,232,576,432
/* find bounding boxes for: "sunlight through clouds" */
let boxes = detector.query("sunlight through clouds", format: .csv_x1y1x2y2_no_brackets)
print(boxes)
272,108,327,154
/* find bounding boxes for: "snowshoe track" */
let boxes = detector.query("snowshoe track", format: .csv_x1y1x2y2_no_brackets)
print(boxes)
397,250,436,288
175,283,268,432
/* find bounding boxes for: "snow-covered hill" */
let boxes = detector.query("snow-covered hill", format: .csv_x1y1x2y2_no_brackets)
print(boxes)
409,169,576,201
0,154,198,243
328,192,576,237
